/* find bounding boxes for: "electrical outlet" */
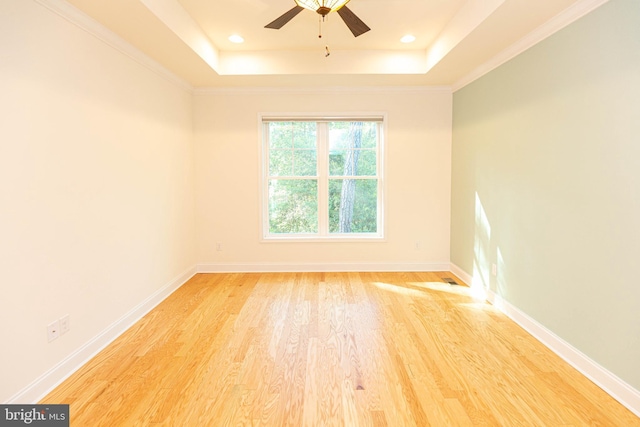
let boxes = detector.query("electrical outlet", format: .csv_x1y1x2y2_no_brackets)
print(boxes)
47,320,60,342
60,315,70,335
216,242,222,251
415,241,421,250
491,263,497,276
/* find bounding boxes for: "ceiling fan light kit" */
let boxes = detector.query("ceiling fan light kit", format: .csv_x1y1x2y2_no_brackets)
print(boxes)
295,0,350,15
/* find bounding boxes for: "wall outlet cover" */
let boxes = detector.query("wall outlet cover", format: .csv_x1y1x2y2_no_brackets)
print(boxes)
47,321,60,342
60,315,70,335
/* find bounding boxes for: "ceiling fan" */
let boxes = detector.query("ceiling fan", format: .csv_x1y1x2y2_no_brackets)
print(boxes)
265,0,370,37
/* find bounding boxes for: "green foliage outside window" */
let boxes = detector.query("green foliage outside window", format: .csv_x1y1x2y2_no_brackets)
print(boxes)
268,179,318,233
266,120,380,236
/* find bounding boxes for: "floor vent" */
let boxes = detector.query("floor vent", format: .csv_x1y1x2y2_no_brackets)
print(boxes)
441,277,459,286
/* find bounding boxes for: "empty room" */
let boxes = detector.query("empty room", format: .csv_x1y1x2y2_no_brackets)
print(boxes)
1,0,639,425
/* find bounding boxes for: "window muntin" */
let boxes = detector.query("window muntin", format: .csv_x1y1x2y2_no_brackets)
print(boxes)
268,122,317,176
262,117,384,240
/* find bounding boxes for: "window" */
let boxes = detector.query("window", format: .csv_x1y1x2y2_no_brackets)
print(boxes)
261,116,384,240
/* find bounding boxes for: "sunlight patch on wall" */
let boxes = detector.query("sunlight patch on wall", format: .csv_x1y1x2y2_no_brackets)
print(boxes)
496,246,507,298
472,192,491,299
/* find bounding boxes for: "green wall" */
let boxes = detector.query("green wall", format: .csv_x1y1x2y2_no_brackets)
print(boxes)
451,0,640,390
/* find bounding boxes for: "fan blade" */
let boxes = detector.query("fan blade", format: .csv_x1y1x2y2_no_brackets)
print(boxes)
265,6,304,29
336,5,370,37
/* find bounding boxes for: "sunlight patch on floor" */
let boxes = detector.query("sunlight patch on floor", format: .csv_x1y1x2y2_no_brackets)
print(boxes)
371,281,488,304
372,281,426,297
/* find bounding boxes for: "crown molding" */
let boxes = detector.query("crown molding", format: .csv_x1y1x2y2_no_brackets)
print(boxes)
32,0,193,93
452,0,611,92
193,85,453,96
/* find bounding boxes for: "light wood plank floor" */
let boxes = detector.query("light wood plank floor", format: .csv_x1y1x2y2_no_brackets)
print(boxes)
43,272,640,426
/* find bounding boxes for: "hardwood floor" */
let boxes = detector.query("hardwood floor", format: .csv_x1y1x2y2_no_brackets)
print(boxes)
42,272,640,426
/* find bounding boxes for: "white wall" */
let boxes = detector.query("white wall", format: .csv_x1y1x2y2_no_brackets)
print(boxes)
451,0,640,393
194,88,452,271
0,0,196,402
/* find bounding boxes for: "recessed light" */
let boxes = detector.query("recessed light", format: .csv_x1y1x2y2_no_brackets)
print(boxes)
400,34,416,43
228,34,244,44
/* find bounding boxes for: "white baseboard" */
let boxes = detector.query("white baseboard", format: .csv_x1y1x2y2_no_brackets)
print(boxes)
450,264,640,418
197,262,451,273
449,262,473,285
8,265,197,404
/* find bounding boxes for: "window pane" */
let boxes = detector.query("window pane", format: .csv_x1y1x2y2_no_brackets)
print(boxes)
293,122,317,148
329,150,347,176
269,122,294,149
328,149,376,176
328,179,377,233
328,121,377,177
269,179,318,233
358,150,377,176
269,122,317,149
329,121,377,149
269,149,292,176
294,149,317,176
360,122,378,149
328,122,351,151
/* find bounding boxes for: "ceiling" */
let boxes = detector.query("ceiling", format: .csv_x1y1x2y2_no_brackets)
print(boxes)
62,0,592,88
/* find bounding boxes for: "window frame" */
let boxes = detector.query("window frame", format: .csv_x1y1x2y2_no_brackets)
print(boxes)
259,113,386,242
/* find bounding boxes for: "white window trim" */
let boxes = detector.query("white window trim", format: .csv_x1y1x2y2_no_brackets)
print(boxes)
258,112,387,242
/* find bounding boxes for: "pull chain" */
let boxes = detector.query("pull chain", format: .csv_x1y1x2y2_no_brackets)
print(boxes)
319,15,330,57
